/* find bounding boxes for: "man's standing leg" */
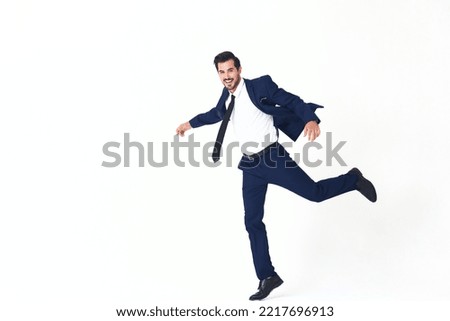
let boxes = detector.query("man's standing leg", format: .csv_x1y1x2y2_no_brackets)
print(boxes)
242,170,273,280
242,168,284,301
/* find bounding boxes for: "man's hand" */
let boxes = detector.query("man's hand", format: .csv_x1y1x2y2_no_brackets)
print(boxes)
176,121,192,137
303,120,321,142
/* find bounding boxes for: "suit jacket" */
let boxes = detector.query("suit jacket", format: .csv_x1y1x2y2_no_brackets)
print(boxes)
189,75,323,141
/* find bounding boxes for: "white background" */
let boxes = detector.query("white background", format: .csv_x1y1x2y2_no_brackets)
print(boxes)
1,0,450,320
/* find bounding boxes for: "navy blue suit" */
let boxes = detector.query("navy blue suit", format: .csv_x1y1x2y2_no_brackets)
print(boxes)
190,76,358,280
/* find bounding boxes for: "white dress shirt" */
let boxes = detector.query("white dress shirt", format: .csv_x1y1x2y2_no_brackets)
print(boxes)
229,78,278,155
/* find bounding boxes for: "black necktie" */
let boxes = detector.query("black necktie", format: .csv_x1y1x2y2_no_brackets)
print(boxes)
212,94,235,163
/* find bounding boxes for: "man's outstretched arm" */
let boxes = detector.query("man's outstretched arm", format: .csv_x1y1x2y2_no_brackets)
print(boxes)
262,75,322,142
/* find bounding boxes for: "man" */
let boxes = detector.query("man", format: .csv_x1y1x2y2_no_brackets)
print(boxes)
176,51,376,300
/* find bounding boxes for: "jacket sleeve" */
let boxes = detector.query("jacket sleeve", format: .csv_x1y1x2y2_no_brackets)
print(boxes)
188,88,228,128
264,75,322,124
189,106,223,128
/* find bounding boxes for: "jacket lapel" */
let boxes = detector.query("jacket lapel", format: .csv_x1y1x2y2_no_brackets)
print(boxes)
245,78,288,117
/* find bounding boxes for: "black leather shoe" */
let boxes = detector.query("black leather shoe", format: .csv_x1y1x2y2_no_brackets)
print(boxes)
348,168,377,202
249,274,283,301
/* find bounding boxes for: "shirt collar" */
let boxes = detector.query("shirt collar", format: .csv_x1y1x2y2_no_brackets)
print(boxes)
229,77,245,98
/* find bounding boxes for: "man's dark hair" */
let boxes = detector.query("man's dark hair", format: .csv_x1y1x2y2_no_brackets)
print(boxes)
213,51,241,70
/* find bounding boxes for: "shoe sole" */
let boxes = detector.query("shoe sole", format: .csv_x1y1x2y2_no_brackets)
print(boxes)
249,279,284,301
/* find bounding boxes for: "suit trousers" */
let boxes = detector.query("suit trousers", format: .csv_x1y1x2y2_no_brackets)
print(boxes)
238,143,358,280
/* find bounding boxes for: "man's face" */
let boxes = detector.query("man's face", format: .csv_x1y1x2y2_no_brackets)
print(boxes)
217,59,242,93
